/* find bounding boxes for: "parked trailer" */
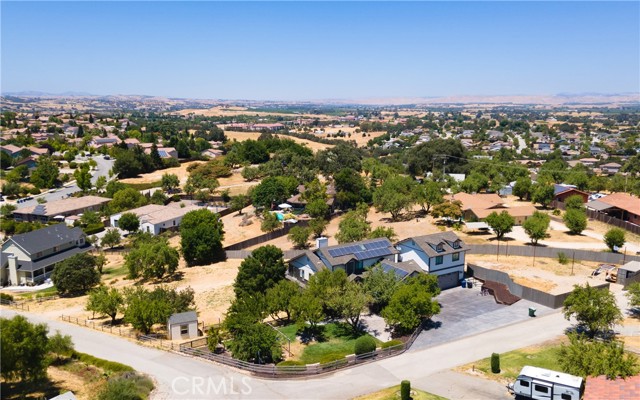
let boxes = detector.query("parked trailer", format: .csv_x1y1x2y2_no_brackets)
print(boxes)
507,366,583,400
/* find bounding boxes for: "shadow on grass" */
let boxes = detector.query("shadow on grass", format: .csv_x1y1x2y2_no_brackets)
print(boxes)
1,378,65,400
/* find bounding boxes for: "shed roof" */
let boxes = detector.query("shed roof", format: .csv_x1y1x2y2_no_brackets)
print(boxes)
168,311,198,325
621,261,640,273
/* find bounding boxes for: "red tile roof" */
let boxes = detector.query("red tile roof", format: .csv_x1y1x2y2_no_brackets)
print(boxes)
583,375,640,400
600,193,640,217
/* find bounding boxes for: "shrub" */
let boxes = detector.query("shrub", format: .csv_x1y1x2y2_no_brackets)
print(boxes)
72,351,134,373
83,223,105,235
552,209,561,216
381,339,403,349
401,380,411,400
558,252,569,265
29,187,41,195
97,372,154,400
319,354,347,365
69,161,77,169
0,293,14,302
491,352,500,373
354,335,377,355
604,228,626,252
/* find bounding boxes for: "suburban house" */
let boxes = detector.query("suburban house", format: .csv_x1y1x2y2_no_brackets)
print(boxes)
553,184,589,205
0,224,91,286
109,203,201,235
89,135,121,148
396,231,468,289
0,144,25,158
578,158,599,167
13,195,111,222
286,184,337,211
600,162,622,175
167,311,199,340
451,192,534,225
124,138,141,148
586,192,640,226
144,146,178,159
288,238,399,282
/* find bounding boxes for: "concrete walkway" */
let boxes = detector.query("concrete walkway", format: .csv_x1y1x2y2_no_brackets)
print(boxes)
1,308,572,399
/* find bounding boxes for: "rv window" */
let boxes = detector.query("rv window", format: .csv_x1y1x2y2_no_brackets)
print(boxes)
534,385,549,394
519,380,530,387
561,394,572,400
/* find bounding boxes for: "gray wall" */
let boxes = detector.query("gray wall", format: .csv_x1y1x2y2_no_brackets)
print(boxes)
468,244,640,265
467,263,610,309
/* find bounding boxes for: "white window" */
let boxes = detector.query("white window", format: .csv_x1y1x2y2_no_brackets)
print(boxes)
180,324,188,335
452,252,460,262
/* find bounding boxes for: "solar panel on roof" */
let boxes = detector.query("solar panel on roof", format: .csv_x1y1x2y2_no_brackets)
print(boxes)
158,151,168,157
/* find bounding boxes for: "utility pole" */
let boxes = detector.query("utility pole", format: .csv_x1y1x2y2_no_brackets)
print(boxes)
496,239,500,261
571,251,575,276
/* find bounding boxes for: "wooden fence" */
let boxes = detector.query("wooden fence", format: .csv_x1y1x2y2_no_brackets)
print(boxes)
178,320,425,377
0,298,29,311
224,220,309,251
553,200,640,235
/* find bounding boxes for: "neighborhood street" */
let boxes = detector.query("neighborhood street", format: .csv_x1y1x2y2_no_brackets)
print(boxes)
1,308,571,400
12,154,114,209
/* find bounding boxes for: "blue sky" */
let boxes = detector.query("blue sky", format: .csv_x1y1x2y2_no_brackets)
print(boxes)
2,1,639,100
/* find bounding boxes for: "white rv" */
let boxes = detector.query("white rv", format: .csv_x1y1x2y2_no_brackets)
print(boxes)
508,366,583,400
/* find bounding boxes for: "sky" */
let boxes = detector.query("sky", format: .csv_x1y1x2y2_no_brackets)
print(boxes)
1,1,639,101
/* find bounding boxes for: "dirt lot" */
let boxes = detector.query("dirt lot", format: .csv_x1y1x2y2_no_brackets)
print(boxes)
225,130,332,152
177,106,330,119
120,160,201,185
468,254,605,294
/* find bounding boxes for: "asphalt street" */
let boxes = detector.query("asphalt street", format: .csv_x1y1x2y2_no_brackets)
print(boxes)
11,154,114,209
1,308,571,400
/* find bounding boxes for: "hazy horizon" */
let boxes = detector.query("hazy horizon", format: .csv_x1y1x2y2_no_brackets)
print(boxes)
2,2,639,101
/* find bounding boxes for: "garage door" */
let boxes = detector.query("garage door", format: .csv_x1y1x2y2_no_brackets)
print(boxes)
437,272,460,290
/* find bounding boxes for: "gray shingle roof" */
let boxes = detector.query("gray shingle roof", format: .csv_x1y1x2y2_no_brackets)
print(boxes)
315,238,397,267
7,244,93,272
7,224,85,256
168,311,197,325
398,231,468,258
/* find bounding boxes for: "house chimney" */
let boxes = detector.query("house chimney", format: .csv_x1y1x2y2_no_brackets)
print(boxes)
316,237,328,249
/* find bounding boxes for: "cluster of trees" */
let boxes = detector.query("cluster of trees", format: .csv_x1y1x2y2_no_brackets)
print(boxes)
86,285,195,334
180,209,225,266
559,284,638,379
112,144,178,179
214,244,442,364
125,233,179,281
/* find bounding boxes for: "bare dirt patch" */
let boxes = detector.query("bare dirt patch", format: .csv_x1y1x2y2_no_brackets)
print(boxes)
468,255,605,294
120,161,202,185
225,130,332,152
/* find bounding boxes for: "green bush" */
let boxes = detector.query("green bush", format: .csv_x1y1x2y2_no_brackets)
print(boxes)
29,187,41,195
72,351,134,373
381,339,403,349
97,372,154,400
69,161,77,169
0,293,14,302
83,223,105,235
354,335,377,355
401,380,411,400
491,352,500,373
558,252,569,265
552,209,561,216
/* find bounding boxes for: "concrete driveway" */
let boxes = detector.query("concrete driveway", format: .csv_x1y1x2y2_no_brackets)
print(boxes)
412,286,553,350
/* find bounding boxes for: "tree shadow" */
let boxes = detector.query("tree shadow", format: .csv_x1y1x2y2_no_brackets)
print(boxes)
487,237,516,242
1,377,65,400
299,325,326,344
523,242,548,247
423,320,443,331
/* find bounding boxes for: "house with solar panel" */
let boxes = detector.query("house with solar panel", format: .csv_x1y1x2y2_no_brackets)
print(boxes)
395,231,468,289
144,146,178,159
288,238,399,282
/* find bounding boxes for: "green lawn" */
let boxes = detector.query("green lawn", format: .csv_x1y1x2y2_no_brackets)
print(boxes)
102,265,128,279
124,181,163,191
461,342,563,382
17,285,58,299
353,385,448,400
282,322,382,365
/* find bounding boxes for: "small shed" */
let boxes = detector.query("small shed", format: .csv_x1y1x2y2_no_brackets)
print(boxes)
618,261,640,288
167,311,198,340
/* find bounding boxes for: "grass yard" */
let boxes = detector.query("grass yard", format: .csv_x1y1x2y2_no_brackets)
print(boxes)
17,285,58,300
353,385,448,400
280,322,382,364
457,340,564,384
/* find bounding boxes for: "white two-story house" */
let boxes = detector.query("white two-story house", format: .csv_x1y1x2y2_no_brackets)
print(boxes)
1,224,91,286
396,231,468,289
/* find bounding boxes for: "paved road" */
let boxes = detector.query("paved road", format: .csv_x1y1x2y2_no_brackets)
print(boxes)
1,308,571,399
12,155,114,209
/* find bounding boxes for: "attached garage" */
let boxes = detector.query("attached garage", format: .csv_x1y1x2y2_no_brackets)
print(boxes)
437,271,461,290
